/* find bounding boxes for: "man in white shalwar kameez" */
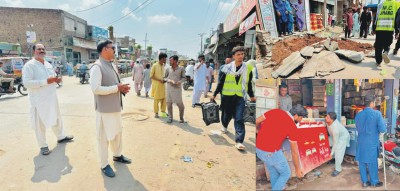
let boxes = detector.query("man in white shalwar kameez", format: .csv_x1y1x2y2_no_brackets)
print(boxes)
89,40,132,178
325,112,350,177
132,60,144,96
22,44,74,156
192,55,209,107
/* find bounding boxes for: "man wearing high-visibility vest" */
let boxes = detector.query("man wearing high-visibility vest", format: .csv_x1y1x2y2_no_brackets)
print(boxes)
393,6,400,55
373,0,400,66
211,46,256,151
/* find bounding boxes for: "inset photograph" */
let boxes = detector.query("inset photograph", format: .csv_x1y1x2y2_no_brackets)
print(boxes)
256,79,400,190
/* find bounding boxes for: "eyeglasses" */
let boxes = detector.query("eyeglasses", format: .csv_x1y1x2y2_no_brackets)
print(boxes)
105,46,115,51
36,48,46,51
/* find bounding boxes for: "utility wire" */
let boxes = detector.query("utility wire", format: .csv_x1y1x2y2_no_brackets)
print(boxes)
76,0,113,12
100,0,154,27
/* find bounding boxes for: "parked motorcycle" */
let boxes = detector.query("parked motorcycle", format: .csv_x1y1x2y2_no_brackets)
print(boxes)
0,78,28,97
183,76,194,90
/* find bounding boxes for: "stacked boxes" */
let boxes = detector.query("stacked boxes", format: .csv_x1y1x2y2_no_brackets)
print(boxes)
342,80,384,119
312,80,326,110
343,81,384,106
255,80,279,119
287,80,302,105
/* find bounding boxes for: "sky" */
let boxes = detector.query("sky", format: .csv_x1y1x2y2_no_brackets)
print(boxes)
1,0,238,59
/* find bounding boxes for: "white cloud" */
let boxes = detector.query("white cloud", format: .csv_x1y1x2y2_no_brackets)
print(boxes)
219,0,237,12
79,0,102,10
58,4,72,12
122,7,142,21
3,0,24,7
147,14,181,25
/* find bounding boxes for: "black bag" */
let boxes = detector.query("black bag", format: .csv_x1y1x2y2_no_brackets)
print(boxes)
244,101,256,124
201,101,220,126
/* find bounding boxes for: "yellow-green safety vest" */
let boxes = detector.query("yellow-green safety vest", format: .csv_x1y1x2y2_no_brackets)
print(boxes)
222,63,253,97
376,0,400,31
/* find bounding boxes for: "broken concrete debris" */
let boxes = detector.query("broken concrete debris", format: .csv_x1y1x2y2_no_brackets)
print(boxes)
300,46,314,58
334,50,365,63
299,51,345,78
271,51,306,78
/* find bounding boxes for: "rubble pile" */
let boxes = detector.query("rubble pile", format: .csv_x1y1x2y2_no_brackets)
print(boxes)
271,35,325,64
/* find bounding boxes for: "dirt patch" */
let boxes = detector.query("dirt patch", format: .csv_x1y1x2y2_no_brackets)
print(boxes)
332,39,374,52
122,112,149,121
271,36,375,65
271,36,326,64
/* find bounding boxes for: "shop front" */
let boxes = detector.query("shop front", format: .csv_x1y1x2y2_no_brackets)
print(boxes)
256,79,331,178
326,79,398,156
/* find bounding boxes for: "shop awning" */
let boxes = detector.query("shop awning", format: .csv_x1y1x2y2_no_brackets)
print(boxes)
217,27,240,48
312,0,335,5
239,12,258,36
73,37,97,50
0,42,20,51
366,4,378,8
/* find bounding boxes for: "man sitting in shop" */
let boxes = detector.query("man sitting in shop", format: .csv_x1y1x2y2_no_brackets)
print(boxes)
279,83,292,111
325,112,350,177
255,104,307,191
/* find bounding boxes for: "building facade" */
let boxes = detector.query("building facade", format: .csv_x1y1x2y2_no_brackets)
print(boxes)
0,6,109,65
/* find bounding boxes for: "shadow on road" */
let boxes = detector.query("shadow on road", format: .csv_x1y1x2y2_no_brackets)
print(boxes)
208,134,233,147
175,122,204,135
102,163,147,191
31,143,72,183
225,131,256,155
0,95,25,102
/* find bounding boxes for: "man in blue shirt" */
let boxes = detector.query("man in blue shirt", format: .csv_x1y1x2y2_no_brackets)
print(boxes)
355,95,386,188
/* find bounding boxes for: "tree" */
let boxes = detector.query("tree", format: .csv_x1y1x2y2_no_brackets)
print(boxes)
146,45,153,58
135,44,142,58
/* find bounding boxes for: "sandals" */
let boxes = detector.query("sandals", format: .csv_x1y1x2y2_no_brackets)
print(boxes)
113,155,132,164
235,143,245,150
41,147,51,155
57,135,74,143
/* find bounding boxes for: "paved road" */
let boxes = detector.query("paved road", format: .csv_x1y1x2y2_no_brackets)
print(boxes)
0,76,255,191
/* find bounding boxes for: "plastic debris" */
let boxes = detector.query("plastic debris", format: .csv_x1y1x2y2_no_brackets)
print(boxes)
181,156,193,163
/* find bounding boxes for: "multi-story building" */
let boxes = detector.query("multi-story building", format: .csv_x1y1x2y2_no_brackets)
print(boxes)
0,6,109,65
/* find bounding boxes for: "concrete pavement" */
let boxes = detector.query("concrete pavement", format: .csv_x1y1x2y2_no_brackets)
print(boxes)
0,76,255,191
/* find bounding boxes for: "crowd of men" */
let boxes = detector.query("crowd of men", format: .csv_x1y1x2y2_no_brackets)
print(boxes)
20,41,259,178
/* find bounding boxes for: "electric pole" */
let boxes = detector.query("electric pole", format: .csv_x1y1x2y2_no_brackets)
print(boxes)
144,33,149,57
198,33,205,54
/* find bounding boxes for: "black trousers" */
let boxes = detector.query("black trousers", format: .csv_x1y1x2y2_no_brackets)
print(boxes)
374,31,394,64
360,23,369,38
345,27,352,38
395,36,400,51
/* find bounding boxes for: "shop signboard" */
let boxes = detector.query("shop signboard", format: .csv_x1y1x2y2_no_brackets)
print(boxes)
239,12,258,36
334,79,342,118
258,0,278,37
224,0,257,32
26,31,36,43
244,30,256,48
73,37,97,50
11,58,24,77
326,83,334,96
92,26,109,39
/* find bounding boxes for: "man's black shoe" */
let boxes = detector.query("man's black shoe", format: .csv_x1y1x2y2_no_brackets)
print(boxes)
362,181,371,188
371,181,383,188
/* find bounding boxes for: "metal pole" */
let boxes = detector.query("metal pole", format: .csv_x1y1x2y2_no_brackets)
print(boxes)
250,31,256,59
381,132,387,190
199,33,205,54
